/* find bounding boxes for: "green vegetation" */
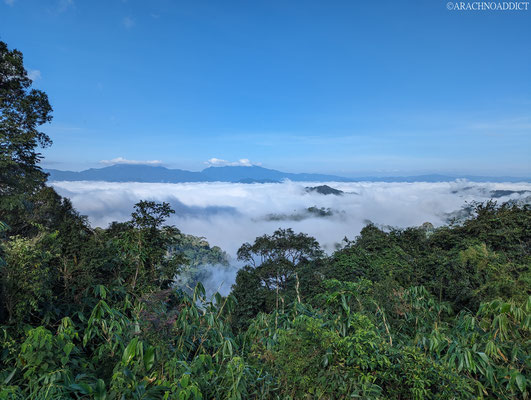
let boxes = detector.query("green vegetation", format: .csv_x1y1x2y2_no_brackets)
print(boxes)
169,232,230,291
1,40,529,399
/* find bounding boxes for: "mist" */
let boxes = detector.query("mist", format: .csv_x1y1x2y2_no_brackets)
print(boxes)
51,180,531,256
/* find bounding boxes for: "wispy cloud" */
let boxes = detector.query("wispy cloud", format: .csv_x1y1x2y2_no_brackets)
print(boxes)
57,0,74,13
28,69,41,81
205,158,261,167
4,0,15,6
468,117,531,132
100,157,162,166
122,16,135,29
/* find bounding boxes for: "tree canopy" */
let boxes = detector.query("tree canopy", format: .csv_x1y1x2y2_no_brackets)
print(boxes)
0,41,53,226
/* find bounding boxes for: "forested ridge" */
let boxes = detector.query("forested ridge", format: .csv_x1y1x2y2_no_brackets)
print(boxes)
1,41,530,400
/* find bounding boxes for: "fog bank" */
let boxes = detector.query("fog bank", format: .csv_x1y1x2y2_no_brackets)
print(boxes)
51,180,531,257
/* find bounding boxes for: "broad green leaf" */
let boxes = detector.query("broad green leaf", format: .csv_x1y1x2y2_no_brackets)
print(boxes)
516,374,526,393
144,346,155,371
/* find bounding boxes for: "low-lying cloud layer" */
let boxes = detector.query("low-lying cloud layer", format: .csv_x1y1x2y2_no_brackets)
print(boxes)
50,180,531,257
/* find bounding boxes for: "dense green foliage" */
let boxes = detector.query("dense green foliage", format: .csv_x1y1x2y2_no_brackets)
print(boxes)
230,206,530,399
0,41,53,231
1,40,530,399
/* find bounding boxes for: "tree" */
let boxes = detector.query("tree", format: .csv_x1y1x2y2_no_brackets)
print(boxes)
0,41,53,225
232,228,323,328
130,201,174,230
116,201,184,292
237,228,323,292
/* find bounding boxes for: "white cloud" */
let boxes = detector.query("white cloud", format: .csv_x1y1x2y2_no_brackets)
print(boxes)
205,158,261,167
100,157,162,166
28,69,41,81
50,180,531,257
4,0,15,6
123,16,135,29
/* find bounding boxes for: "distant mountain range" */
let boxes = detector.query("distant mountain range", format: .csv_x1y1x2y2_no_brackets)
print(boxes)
44,164,530,183
45,165,348,183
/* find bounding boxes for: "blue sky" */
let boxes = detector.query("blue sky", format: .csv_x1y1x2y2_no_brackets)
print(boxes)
1,0,530,176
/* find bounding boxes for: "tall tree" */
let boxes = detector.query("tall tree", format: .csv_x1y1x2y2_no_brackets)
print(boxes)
0,41,53,223
232,228,323,329
237,228,323,292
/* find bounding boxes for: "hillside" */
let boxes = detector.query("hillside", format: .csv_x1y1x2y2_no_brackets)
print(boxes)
2,193,529,399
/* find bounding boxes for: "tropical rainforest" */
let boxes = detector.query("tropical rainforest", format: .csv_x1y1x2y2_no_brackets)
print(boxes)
1,40,530,400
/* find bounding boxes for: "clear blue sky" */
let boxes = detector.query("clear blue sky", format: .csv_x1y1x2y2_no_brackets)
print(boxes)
1,0,530,176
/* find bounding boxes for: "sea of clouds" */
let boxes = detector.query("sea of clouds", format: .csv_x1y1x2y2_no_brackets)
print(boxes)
50,179,531,295
51,180,531,255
